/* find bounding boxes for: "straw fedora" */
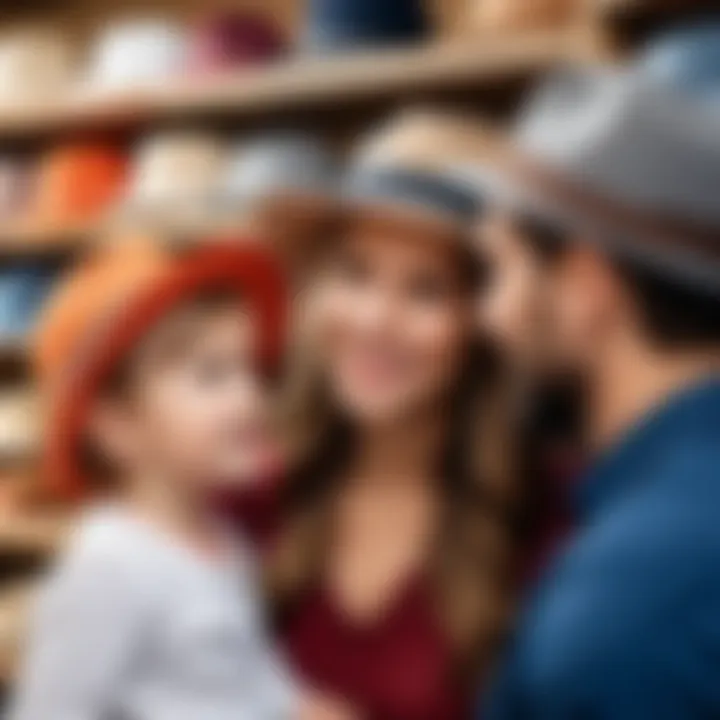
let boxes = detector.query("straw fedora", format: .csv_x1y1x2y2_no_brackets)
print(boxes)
34,237,288,499
466,64,720,294
262,109,497,269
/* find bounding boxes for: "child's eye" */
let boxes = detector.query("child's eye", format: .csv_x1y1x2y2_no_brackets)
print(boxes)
193,358,233,385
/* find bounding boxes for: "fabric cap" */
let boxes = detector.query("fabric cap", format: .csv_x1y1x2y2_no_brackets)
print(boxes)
34,237,287,498
85,18,187,92
33,143,128,226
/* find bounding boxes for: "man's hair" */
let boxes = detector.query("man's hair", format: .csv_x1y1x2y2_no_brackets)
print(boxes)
515,212,720,348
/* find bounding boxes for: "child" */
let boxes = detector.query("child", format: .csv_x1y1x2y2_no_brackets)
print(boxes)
10,238,353,720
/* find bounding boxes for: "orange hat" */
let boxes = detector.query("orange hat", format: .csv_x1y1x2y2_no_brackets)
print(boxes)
34,237,287,499
33,143,128,226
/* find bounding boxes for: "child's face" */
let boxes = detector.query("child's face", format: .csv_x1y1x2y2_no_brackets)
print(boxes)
91,301,277,494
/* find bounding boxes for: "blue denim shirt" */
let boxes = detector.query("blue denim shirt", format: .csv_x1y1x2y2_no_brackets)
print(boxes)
482,376,720,719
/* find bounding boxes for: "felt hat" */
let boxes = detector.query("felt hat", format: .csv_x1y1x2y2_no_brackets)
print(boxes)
85,17,187,93
121,131,227,226
32,143,128,227
33,237,287,499
467,64,720,294
188,10,287,74
0,29,75,107
303,0,428,53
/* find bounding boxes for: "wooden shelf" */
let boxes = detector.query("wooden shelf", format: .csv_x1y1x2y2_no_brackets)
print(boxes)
0,29,590,141
0,512,69,557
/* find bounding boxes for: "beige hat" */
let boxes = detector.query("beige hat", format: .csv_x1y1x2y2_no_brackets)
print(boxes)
468,0,579,33
0,28,76,107
120,130,228,228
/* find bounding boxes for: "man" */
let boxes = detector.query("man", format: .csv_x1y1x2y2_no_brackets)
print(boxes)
474,64,720,718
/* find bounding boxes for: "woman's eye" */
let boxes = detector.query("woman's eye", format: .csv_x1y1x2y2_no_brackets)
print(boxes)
333,252,370,285
408,275,453,303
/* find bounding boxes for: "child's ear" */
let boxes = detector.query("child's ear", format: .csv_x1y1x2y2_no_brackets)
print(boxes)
86,397,138,471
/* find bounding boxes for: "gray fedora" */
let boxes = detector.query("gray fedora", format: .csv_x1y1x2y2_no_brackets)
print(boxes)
471,65,720,294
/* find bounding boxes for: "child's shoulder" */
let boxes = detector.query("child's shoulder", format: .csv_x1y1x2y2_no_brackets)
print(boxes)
56,504,166,587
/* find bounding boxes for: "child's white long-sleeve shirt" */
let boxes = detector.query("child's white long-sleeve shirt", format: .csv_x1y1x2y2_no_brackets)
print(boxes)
9,504,296,720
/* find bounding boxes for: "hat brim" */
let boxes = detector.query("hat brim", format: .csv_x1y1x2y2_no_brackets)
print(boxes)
472,138,720,296
42,239,287,500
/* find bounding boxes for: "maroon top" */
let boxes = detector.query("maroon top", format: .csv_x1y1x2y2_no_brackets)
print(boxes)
220,483,469,720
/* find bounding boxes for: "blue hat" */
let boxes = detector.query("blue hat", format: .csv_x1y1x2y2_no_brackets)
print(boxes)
0,264,57,338
638,23,720,104
304,0,428,52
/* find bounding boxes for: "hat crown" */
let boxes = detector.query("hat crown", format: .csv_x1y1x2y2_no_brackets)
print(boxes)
516,66,720,229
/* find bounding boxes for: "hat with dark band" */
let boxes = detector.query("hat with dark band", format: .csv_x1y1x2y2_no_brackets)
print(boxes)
262,110,495,267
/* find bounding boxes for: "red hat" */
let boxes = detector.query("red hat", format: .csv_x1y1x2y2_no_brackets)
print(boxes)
34,236,287,499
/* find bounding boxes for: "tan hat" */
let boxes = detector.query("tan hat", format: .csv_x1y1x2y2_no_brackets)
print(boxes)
0,28,76,107
468,0,579,33
265,108,498,268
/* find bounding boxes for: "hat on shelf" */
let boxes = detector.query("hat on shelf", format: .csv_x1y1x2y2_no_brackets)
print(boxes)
470,64,720,295
34,237,288,498
84,17,188,93
469,0,579,33
121,130,227,228
188,10,287,74
0,28,76,107
303,0,428,53
0,389,38,460
638,22,720,104
32,142,128,227
218,131,339,259
0,158,34,224
0,263,57,339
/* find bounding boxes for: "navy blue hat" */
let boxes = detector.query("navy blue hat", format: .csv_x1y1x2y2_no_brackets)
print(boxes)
0,263,57,338
638,23,720,103
304,0,428,52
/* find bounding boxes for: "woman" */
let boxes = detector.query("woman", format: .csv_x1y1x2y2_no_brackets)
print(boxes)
229,112,524,720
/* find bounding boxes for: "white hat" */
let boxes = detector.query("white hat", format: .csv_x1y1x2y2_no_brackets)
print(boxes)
85,18,187,93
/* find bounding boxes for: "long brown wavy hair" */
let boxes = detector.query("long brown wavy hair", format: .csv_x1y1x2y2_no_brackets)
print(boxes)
266,232,524,675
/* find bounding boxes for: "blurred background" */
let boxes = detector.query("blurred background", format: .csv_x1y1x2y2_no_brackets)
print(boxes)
0,0,716,703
